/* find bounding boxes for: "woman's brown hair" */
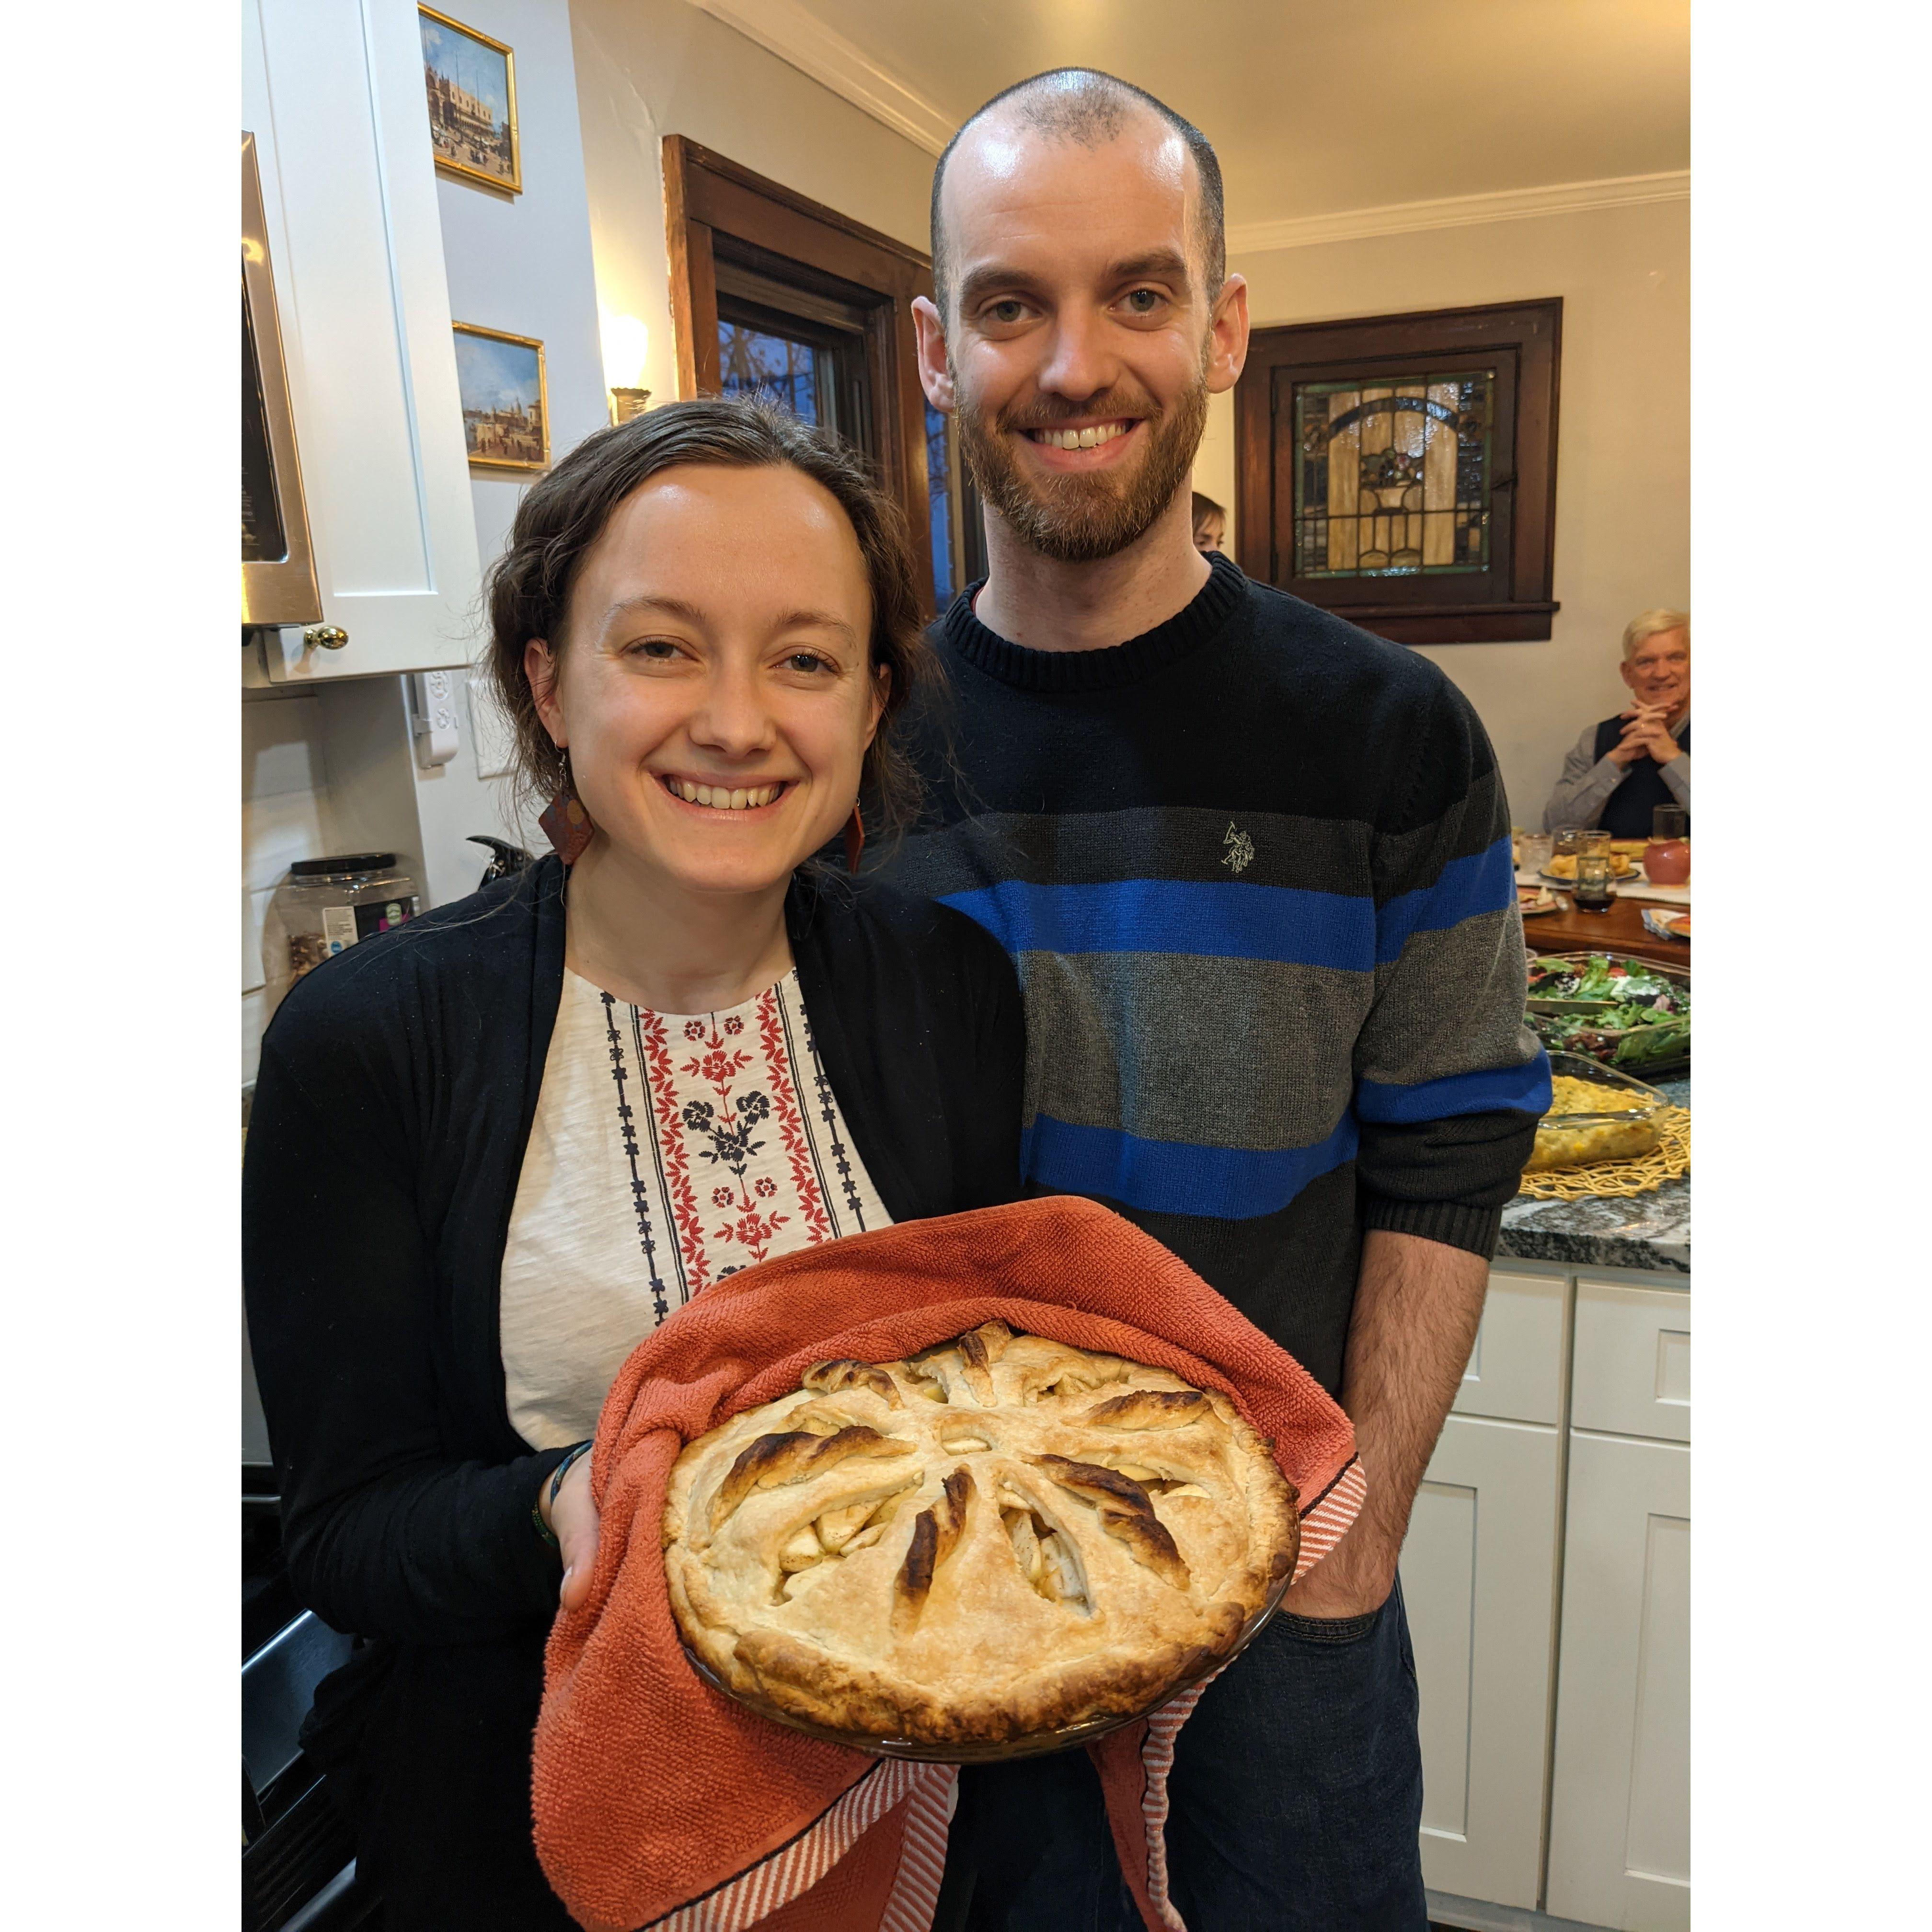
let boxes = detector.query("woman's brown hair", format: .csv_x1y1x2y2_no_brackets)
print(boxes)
483,393,933,851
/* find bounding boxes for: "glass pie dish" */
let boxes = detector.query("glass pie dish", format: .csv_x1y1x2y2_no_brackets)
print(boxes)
680,1554,1295,1763
1526,1053,1668,1173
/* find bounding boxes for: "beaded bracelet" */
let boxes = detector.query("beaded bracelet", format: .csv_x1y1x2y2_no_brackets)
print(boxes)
531,1439,595,1551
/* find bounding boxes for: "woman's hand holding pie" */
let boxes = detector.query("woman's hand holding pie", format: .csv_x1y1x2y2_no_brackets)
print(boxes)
542,1453,603,1610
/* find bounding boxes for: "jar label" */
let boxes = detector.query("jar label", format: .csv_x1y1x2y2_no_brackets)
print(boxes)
355,896,419,940
322,906,358,955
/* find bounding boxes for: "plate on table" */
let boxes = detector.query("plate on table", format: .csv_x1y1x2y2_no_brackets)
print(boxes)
1518,885,1563,916
1641,907,1690,942
1540,856,1644,885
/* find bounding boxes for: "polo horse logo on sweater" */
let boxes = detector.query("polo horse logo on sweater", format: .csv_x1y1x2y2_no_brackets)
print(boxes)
1222,820,1255,875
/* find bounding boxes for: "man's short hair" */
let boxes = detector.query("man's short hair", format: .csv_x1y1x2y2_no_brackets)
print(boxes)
931,69,1225,317
1622,608,1690,660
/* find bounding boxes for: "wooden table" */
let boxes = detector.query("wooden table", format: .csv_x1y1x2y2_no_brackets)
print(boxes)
1521,888,1689,966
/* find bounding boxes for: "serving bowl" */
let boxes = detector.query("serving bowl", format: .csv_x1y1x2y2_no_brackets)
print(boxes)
1527,1054,1669,1173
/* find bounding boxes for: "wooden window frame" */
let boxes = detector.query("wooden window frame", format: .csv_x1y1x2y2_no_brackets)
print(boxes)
1236,299,1563,644
663,135,938,611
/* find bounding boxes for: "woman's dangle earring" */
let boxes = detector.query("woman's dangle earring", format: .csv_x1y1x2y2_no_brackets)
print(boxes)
843,804,865,874
540,754,596,864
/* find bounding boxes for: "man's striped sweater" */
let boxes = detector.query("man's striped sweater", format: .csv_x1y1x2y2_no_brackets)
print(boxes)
883,552,1551,1395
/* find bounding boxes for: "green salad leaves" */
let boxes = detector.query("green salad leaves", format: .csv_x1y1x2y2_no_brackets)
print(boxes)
1526,954,1690,1070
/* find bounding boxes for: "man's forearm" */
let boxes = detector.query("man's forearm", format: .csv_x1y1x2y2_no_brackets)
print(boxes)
1542,754,1625,832
1661,754,1690,807
1283,1228,1489,1614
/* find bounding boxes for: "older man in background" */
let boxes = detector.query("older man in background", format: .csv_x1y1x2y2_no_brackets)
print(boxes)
1544,608,1690,834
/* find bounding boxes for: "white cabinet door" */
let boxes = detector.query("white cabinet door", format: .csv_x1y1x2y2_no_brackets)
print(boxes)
1454,1268,1567,1425
244,0,481,680
1399,1413,1562,1910
1546,1431,1690,1931
1571,1277,1690,1444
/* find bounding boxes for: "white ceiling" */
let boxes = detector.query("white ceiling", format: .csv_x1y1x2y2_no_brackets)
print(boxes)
693,0,1689,238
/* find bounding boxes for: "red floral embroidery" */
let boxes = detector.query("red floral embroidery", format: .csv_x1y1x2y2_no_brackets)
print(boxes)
629,987,842,1278
757,989,833,1242
638,1009,713,1294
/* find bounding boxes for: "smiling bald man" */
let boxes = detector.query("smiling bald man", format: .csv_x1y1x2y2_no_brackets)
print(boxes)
882,70,1549,1932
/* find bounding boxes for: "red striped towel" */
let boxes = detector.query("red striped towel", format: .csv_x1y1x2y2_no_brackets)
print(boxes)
532,1195,1364,1931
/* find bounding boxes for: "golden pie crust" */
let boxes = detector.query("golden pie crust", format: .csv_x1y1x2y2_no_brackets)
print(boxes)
663,1322,1300,1747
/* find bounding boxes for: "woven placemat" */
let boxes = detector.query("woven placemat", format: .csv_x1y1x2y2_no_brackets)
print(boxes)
1518,1104,1690,1201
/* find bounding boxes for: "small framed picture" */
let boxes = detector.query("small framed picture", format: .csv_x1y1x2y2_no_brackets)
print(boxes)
420,6,520,195
452,323,548,472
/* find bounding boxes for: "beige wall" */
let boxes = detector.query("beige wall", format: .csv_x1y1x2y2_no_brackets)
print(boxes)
568,0,934,408
1195,197,1689,825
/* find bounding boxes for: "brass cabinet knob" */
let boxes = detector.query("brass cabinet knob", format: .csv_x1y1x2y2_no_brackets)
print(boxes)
303,624,349,651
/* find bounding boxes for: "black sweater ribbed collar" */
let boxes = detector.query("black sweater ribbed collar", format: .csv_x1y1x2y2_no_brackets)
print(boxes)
937,549,1249,693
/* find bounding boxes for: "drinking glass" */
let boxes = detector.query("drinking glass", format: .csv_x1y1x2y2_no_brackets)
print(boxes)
1573,852,1614,911
1652,805,1688,842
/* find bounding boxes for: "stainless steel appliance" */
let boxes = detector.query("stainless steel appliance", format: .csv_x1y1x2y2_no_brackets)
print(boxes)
242,131,322,631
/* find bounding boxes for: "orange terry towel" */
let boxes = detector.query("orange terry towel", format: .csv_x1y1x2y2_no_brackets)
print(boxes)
533,1195,1366,1932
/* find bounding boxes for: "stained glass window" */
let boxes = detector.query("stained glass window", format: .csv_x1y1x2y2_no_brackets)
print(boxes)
717,321,820,421
1291,372,1492,578
926,402,954,605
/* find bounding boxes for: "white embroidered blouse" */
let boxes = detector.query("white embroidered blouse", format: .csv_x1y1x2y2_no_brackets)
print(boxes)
499,967,892,1449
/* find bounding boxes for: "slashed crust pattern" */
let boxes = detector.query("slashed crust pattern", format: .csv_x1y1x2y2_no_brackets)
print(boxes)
663,1323,1300,1747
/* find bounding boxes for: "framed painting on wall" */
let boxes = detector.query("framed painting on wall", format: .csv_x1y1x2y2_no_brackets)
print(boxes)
1235,299,1563,644
420,6,520,194
453,322,548,472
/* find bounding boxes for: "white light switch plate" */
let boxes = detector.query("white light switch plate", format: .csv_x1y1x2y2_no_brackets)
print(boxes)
410,670,460,769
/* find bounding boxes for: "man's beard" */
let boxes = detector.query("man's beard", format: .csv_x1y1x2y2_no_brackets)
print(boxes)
954,366,1210,564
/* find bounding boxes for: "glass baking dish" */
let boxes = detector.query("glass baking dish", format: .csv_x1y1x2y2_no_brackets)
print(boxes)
1526,1053,1668,1173
679,1553,1297,1763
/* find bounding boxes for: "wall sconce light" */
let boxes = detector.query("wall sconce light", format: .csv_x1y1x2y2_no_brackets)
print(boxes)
600,310,651,426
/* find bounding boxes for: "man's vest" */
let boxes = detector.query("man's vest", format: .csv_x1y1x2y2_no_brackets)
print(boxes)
1590,716,1690,839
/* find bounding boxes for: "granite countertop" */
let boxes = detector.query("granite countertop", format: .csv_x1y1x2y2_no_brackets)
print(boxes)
1496,1078,1689,1275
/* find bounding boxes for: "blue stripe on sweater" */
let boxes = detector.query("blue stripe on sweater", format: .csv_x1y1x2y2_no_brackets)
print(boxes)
1374,837,1517,963
1355,1054,1553,1125
942,879,1376,971
1021,1114,1360,1221
942,837,1517,974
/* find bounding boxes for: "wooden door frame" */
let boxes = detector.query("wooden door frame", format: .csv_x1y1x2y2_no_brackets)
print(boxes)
663,135,937,610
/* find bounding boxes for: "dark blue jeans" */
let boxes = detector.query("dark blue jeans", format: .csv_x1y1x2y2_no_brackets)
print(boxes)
939,1582,1426,1932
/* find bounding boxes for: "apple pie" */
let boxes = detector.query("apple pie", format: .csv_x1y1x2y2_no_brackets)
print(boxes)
663,1322,1300,1748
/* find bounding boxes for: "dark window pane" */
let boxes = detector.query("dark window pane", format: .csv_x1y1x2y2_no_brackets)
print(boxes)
925,402,953,605
717,321,819,422
1290,370,1491,579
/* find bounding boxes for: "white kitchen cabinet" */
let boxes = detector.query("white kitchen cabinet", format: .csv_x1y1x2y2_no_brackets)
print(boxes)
1453,1268,1567,1426
1544,1432,1690,1930
1545,1278,1691,1932
1570,1278,1690,1444
1402,1266,1567,1910
1402,1413,1563,1909
243,0,482,681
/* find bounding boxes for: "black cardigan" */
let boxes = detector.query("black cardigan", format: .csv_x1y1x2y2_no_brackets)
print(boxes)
242,858,1024,1919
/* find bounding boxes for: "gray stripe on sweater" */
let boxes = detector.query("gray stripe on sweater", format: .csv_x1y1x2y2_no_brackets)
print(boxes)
1015,950,1368,1150
1369,766,1507,890
897,806,1372,898
898,778,1507,909
1354,907,1543,1087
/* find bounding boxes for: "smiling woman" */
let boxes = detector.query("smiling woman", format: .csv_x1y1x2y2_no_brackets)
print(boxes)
242,396,1028,1926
